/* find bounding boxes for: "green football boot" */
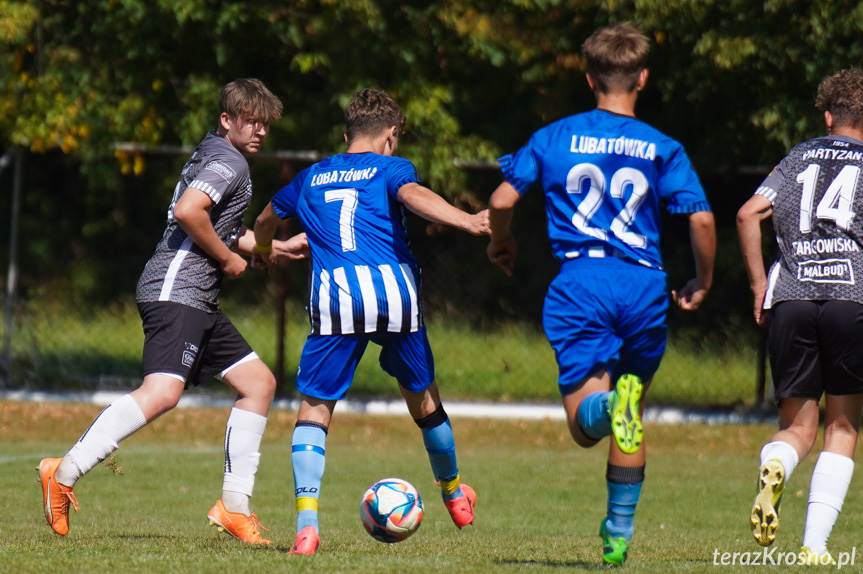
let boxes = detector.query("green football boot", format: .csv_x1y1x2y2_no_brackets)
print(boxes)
750,459,785,547
608,374,644,454
599,520,630,567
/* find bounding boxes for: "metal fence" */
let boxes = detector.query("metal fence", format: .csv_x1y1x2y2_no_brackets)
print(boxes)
0,152,769,409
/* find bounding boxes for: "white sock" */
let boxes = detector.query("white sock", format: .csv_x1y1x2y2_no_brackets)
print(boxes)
760,441,799,481
802,451,854,555
221,408,267,515
56,394,148,487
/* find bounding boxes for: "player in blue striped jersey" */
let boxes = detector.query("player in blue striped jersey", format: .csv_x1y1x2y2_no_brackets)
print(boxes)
253,88,488,555
487,23,715,566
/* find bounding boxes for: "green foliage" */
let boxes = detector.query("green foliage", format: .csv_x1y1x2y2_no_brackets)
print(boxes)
2,0,862,324
4,1,863,181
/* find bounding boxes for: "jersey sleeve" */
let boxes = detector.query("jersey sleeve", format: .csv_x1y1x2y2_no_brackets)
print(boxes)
752,157,790,206
188,155,247,204
387,158,420,197
498,134,542,195
271,168,310,219
657,145,712,215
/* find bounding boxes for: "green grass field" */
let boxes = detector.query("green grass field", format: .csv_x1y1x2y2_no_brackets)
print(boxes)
2,400,861,573
5,300,760,407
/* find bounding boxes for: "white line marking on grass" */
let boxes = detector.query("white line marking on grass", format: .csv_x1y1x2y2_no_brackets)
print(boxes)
0,390,777,425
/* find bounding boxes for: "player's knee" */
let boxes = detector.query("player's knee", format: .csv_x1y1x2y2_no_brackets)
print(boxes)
255,370,277,400
152,392,182,414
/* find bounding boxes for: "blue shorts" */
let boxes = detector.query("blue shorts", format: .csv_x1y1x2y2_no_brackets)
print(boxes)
542,257,668,396
296,327,435,400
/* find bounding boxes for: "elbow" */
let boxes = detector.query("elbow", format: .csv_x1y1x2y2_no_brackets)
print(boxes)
736,206,755,231
489,193,517,212
691,210,716,234
173,202,192,226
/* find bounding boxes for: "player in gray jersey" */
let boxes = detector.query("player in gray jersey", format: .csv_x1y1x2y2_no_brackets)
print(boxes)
738,68,863,564
38,79,309,545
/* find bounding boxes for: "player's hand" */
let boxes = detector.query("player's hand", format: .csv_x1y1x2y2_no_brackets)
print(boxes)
487,235,518,277
751,283,771,328
671,278,708,311
250,250,271,270
222,252,248,279
466,209,491,236
273,232,310,261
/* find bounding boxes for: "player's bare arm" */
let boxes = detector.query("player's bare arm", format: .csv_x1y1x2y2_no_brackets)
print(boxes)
250,201,283,269
736,194,774,326
397,182,490,236
487,181,521,277
235,227,309,268
173,187,247,279
672,210,716,312
272,232,310,261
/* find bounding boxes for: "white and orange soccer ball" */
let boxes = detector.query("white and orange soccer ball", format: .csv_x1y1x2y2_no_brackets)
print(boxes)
359,478,424,543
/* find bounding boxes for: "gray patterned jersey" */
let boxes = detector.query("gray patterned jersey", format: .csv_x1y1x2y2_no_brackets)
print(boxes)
755,135,863,307
136,131,252,312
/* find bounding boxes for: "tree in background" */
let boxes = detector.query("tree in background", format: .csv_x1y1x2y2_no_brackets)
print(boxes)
0,0,862,306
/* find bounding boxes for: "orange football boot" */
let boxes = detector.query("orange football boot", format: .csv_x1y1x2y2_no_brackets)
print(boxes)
207,499,272,545
38,457,79,536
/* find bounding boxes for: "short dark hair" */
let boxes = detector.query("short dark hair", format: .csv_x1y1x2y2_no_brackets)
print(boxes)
219,78,283,123
816,68,863,130
581,23,650,94
344,89,406,143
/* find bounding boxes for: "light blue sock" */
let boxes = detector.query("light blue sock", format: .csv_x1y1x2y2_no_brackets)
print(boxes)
416,407,463,502
605,464,645,541
577,391,611,439
292,423,327,533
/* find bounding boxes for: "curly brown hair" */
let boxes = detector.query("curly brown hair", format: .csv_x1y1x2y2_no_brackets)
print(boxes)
816,68,863,130
219,78,283,123
581,23,650,94
345,89,406,143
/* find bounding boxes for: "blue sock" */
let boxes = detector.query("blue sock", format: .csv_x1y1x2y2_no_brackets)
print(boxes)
415,406,463,502
605,464,645,541
292,422,327,533
577,391,611,439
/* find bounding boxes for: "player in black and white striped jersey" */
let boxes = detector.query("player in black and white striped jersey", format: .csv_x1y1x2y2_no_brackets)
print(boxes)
38,79,308,544
738,68,863,564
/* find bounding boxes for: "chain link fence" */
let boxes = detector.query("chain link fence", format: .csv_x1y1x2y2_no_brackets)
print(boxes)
0,155,769,409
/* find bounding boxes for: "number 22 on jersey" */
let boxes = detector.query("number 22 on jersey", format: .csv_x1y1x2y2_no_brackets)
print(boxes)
566,163,649,248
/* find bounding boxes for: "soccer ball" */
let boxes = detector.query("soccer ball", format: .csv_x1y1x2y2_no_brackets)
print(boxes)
359,478,424,543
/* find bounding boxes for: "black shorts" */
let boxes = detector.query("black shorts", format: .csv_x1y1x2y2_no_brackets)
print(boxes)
768,300,863,402
138,302,255,387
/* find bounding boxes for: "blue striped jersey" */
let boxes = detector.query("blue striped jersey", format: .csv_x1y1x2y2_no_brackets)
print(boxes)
500,109,710,269
270,153,423,335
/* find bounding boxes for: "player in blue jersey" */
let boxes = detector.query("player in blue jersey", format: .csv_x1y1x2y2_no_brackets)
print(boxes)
487,23,716,566
738,69,863,565
253,88,489,555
